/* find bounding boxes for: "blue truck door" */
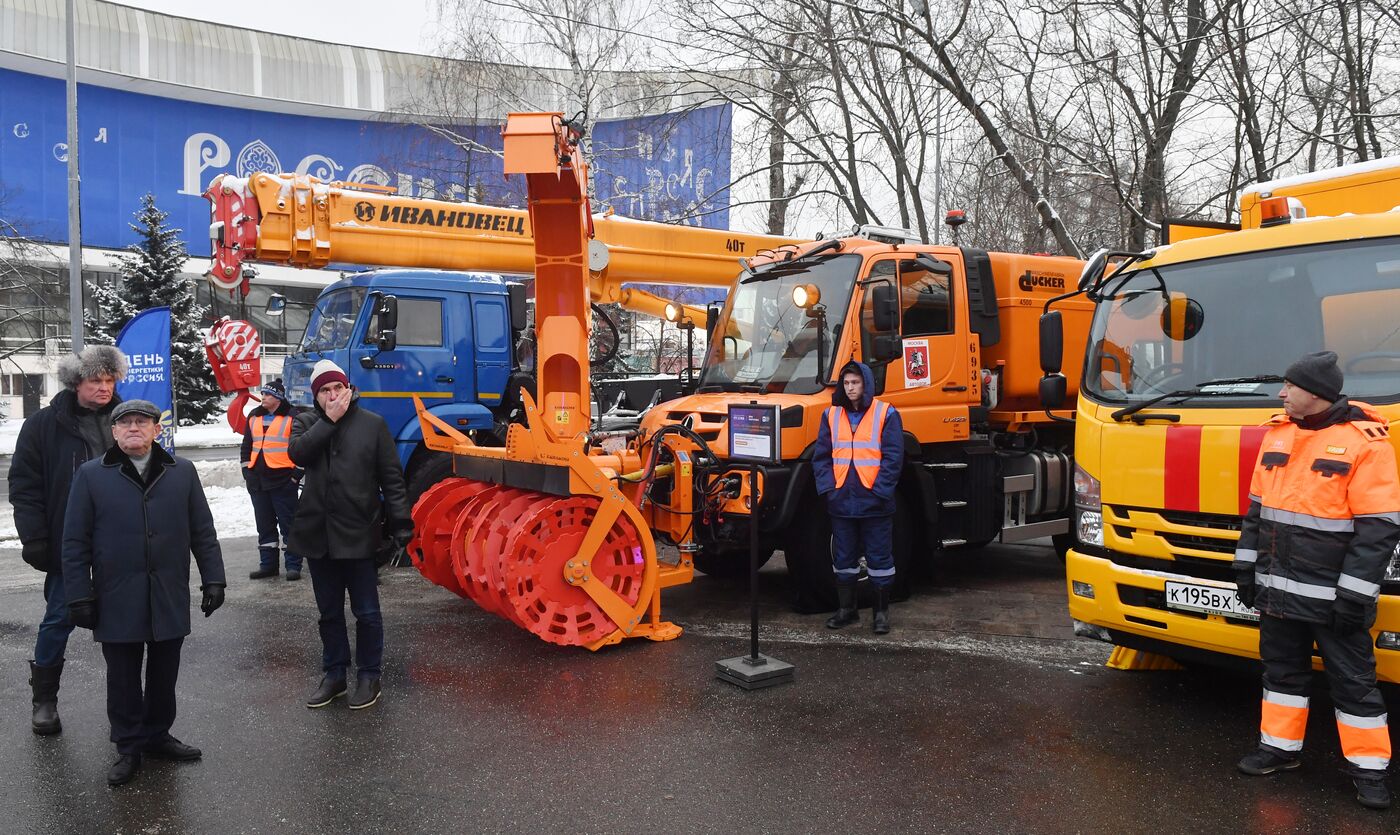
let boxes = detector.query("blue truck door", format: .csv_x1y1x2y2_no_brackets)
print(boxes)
471,294,510,410
350,294,454,437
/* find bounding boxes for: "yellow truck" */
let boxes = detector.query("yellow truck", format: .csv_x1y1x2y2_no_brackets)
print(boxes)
1042,157,1400,679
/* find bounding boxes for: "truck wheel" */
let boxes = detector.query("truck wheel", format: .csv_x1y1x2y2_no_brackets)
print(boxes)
785,495,912,613
406,451,454,508
693,546,774,579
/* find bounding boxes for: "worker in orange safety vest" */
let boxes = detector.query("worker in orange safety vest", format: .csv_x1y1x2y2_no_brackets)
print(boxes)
241,379,304,581
1232,351,1400,811
813,361,904,634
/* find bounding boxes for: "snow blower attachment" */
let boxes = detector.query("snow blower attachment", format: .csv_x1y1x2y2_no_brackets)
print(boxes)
406,113,704,649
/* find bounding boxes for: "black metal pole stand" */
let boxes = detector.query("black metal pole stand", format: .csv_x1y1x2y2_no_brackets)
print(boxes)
715,465,796,690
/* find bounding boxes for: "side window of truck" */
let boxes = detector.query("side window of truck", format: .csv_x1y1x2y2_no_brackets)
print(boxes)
473,299,507,350
396,298,445,347
898,259,953,336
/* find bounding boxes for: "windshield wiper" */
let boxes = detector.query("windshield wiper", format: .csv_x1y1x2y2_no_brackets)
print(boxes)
741,238,842,283
1110,375,1284,422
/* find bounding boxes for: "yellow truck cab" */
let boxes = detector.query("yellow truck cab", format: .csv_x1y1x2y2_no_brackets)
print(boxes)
1050,158,1400,677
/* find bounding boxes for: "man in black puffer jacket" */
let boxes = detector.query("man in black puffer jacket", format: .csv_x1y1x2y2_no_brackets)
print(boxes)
7,344,125,735
289,360,411,712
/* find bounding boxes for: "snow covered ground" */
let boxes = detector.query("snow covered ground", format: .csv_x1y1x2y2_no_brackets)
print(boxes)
0,418,242,455
1,450,259,544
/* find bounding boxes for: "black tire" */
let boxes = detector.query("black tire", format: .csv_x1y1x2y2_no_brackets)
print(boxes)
785,494,912,613
405,450,454,508
693,545,774,579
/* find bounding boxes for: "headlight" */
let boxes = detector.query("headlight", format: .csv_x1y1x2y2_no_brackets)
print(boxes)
1074,463,1103,546
1386,542,1400,583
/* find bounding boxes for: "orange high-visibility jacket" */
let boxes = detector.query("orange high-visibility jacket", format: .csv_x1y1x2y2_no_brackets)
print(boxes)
246,414,295,470
1232,402,1400,623
825,399,893,490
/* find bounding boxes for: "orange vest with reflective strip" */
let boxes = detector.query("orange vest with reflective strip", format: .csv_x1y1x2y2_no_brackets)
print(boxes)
826,400,891,490
247,414,294,469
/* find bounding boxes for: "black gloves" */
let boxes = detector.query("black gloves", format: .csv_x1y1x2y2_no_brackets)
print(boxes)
384,525,415,568
1330,596,1374,636
200,583,226,617
68,598,97,630
21,539,50,572
1234,570,1257,609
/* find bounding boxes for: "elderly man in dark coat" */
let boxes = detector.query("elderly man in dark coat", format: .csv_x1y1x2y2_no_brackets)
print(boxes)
8,343,125,736
62,399,226,787
290,360,411,711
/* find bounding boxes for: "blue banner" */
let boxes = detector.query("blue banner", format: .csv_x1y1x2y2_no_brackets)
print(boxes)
115,307,175,452
0,67,732,250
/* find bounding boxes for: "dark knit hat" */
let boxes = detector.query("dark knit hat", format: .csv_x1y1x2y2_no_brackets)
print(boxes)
310,359,349,398
1284,350,1343,402
259,378,287,400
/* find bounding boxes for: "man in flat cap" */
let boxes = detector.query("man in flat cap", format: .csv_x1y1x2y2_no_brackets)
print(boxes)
62,399,226,787
8,344,125,736
1233,351,1400,810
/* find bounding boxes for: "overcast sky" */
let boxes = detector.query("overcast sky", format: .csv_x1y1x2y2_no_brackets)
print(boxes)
117,0,443,54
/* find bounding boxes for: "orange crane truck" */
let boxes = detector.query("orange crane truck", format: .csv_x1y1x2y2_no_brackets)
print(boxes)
1044,157,1400,681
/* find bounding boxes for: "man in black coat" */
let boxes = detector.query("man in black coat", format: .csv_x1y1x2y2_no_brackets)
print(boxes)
7,344,126,735
62,399,226,787
289,360,411,711
241,378,304,580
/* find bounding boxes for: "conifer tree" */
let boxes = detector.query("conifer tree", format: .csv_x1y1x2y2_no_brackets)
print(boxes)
88,194,220,424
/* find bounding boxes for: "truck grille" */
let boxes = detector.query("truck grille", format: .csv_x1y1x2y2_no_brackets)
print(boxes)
1104,504,1241,562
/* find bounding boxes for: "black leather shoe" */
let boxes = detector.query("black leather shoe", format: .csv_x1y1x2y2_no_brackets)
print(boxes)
349,676,381,710
145,736,202,761
285,570,302,581
1355,775,1392,810
249,567,279,580
108,754,141,786
306,675,347,709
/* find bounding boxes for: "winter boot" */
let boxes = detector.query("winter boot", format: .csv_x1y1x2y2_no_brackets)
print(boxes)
1354,774,1391,810
349,675,382,710
29,660,62,736
872,586,891,635
825,585,860,629
1236,747,1301,776
305,674,348,709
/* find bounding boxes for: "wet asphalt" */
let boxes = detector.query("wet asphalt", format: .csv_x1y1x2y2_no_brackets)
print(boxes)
1,538,1397,834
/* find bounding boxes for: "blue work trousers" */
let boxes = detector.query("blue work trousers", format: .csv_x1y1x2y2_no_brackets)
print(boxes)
830,514,895,588
34,570,75,668
308,558,383,678
250,483,301,572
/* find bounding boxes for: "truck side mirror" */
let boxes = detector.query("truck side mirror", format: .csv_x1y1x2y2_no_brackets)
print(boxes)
377,329,397,352
376,295,399,332
705,302,722,344
871,333,902,363
507,283,528,331
1039,374,1067,409
872,283,899,332
1078,248,1109,292
1039,310,1063,375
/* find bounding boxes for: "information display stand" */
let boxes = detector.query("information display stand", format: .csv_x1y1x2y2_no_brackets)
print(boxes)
715,403,796,690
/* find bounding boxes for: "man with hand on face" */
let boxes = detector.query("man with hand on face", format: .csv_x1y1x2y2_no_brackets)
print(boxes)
8,344,126,736
289,360,412,711
62,399,226,787
1233,351,1400,810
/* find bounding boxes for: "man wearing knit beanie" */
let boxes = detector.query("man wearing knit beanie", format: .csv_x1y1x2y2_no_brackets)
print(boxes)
242,378,305,581
8,343,126,735
1233,350,1400,809
288,359,411,710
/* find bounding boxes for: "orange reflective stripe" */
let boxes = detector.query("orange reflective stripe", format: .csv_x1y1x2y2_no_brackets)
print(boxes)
828,401,888,490
1337,711,1391,769
1260,691,1308,752
248,414,295,469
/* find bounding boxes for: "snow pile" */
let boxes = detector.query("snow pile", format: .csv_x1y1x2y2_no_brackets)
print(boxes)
1,418,241,455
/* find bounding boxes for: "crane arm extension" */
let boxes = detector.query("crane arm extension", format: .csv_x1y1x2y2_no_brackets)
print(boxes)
205,171,799,295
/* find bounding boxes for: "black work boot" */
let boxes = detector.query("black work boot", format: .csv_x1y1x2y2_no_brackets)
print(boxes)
29,660,62,736
825,585,860,629
872,586,891,635
1236,747,1301,776
249,567,279,580
305,674,348,709
349,675,381,710
1354,773,1392,810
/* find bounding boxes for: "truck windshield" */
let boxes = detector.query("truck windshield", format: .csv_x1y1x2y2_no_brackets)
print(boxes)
300,287,367,354
1085,237,1400,405
698,253,860,394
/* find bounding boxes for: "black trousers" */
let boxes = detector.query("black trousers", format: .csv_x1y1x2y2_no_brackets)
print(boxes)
101,637,184,755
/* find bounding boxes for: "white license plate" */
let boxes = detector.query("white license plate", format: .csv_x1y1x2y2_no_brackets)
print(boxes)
1164,581,1259,621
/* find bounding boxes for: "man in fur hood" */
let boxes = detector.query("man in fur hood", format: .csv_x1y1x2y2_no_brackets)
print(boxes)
8,343,126,735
